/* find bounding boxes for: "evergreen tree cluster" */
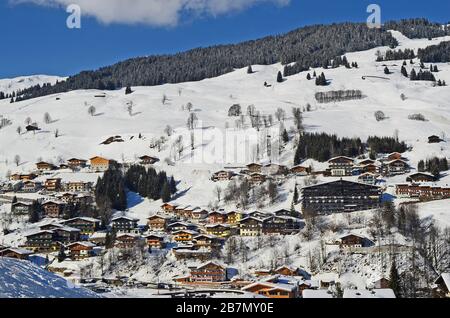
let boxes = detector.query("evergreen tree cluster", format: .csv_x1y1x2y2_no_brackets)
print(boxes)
418,41,450,63
124,165,177,203
315,72,328,86
385,18,450,39
95,169,127,211
315,90,363,103
294,133,364,163
376,48,416,62
410,69,436,81
367,136,408,154
418,157,449,177
12,22,399,101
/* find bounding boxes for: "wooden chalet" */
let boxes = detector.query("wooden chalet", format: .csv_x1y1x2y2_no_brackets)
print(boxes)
115,233,143,249
111,216,139,233
11,202,32,215
262,216,302,235
386,152,405,161
44,178,62,192
139,155,160,165
62,217,101,235
147,214,171,231
24,230,58,252
239,217,264,236
371,277,391,289
211,170,233,182
53,226,81,244
290,165,311,176
67,242,96,260
208,211,227,224
384,159,409,176
22,180,42,193
190,261,227,283
328,156,355,177
88,232,107,246
205,224,231,238
242,281,298,299
191,208,209,220
274,266,301,277
144,234,165,249
67,158,87,170
9,173,37,182
338,234,372,248
42,201,65,218
89,156,115,172
167,221,197,233
0,248,33,260
36,161,57,172
358,172,379,185
173,230,198,243
161,202,177,213
66,181,92,192
193,234,222,250
406,172,437,183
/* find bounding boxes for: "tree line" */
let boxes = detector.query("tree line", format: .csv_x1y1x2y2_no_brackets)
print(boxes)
10,22,400,101
294,133,408,164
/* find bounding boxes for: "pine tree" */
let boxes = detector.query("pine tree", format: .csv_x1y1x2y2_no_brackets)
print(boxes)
169,176,177,194
160,182,171,203
410,69,417,80
389,258,401,298
125,85,133,95
247,65,253,74
57,245,66,263
401,66,408,78
384,67,390,75
293,185,299,204
277,71,283,83
306,73,311,80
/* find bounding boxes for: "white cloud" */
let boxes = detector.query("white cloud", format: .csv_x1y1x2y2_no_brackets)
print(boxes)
11,0,291,26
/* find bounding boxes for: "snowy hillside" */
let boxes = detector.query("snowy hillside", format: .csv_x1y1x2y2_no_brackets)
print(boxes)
0,258,99,298
0,30,449,297
0,75,66,95
0,31,449,214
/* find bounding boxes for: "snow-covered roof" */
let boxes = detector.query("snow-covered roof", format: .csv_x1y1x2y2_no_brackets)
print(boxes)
0,247,34,255
66,242,96,248
343,289,396,298
242,281,296,293
302,289,334,298
111,215,139,222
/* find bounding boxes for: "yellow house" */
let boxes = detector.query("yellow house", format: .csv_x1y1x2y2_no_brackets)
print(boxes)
205,224,231,238
226,211,242,225
173,230,198,243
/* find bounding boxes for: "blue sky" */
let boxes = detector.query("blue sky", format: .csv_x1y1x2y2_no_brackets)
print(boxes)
1,0,449,78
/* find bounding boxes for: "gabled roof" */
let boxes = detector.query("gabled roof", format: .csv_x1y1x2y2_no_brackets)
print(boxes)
111,216,139,222
328,156,354,163
172,230,198,235
0,247,34,255
196,261,226,270
242,281,296,293
63,217,100,223
66,242,96,248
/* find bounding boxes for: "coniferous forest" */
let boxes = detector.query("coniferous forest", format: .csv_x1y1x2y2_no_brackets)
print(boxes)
294,133,408,164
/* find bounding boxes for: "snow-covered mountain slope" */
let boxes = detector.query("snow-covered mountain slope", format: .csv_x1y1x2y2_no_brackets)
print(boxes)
0,75,66,95
0,258,99,298
0,31,449,216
